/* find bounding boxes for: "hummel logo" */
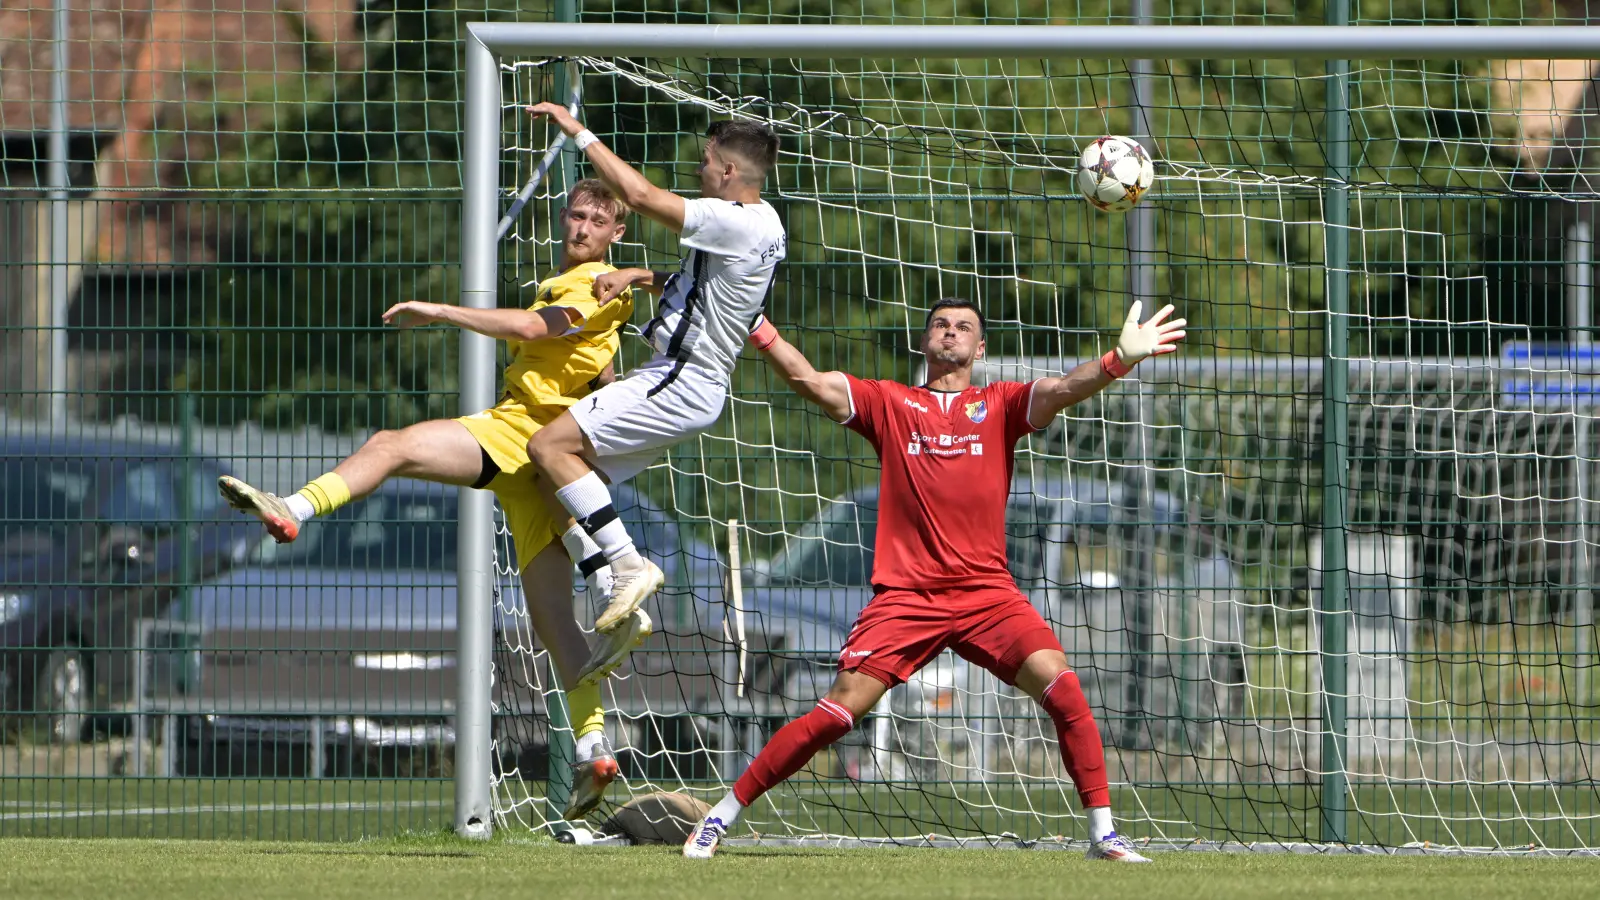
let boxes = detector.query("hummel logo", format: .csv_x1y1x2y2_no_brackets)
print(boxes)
903,398,929,413
844,649,873,659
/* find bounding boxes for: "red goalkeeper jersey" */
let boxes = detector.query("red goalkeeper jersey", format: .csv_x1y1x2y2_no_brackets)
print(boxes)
841,374,1039,591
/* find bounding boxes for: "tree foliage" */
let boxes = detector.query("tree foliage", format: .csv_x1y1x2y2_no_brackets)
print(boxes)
184,0,1567,456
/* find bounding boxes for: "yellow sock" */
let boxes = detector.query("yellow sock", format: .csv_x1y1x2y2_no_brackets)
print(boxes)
567,682,606,747
296,473,352,517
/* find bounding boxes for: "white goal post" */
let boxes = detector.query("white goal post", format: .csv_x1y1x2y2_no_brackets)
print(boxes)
455,24,1600,849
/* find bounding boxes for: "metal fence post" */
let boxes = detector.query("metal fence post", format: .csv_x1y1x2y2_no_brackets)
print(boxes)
540,0,581,828
1319,0,1353,846
1568,222,1594,704
48,0,70,424
1121,0,1160,755
177,392,196,624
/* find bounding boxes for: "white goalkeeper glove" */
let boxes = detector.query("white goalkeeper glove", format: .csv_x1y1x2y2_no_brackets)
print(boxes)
1101,301,1186,378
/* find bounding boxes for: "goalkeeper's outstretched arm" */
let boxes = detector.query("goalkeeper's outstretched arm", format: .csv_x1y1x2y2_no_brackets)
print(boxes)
1026,301,1187,430
747,316,853,423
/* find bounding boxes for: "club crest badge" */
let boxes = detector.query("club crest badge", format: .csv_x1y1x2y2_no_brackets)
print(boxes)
964,400,987,423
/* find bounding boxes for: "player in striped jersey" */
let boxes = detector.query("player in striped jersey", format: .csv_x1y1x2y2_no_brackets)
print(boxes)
523,102,786,635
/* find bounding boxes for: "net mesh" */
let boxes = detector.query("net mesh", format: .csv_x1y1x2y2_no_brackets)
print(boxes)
480,48,1600,850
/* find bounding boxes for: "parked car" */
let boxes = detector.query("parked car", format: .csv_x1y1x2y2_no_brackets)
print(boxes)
0,436,252,742
735,476,1246,774
172,478,727,776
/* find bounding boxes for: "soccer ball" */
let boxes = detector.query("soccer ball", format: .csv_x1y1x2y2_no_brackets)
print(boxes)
599,791,711,844
1076,136,1155,212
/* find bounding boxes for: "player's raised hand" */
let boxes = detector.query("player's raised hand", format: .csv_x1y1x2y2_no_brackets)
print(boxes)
1114,301,1187,367
526,101,584,137
383,300,445,329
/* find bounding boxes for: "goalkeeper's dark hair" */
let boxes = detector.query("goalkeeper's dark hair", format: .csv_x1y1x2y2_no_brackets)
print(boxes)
924,297,986,338
707,119,779,181
567,178,628,221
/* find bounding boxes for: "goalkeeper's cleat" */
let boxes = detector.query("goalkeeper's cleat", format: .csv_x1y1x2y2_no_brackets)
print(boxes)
594,558,664,633
1086,832,1151,863
561,742,619,821
575,608,652,689
218,475,300,544
682,815,727,859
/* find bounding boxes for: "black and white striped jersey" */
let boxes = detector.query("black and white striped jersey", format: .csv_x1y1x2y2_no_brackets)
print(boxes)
642,198,786,378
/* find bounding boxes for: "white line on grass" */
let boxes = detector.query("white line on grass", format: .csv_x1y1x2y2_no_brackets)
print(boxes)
0,799,451,821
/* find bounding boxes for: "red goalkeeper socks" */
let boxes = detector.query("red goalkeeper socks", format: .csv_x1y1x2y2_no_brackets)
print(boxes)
733,698,855,806
1041,670,1112,809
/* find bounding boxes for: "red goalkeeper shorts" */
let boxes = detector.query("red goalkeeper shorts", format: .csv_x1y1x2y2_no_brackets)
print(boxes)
837,584,1063,688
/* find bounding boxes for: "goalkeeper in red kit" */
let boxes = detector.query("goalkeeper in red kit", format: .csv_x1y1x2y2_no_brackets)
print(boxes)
683,297,1186,862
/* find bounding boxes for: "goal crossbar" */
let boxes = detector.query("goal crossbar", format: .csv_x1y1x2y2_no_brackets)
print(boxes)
467,23,1600,60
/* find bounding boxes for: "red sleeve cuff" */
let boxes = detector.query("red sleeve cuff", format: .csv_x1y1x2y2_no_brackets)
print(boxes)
1100,350,1131,379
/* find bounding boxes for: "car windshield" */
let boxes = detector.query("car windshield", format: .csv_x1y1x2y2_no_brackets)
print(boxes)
99,460,231,525
0,457,95,557
247,484,679,573
765,499,877,586
765,493,1058,587
1003,499,1053,585
253,491,456,570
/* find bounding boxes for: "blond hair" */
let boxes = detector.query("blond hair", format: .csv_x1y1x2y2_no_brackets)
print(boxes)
567,178,629,222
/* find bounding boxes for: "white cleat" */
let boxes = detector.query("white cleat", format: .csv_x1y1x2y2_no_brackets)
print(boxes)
682,815,727,859
218,475,300,543
584,565,615,602
561,738,620,822
594,558,664,633
1086,832,1152,863
575,609,652,688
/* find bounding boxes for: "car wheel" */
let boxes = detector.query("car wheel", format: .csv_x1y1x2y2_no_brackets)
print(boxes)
33,645,88,745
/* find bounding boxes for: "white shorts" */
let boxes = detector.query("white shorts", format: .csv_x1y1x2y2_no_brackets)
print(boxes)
570,357,727,484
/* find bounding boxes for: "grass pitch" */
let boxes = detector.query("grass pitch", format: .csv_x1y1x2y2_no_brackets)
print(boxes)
0,835,1596,900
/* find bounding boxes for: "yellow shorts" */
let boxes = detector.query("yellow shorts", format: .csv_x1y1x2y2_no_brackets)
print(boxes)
456,396,568,571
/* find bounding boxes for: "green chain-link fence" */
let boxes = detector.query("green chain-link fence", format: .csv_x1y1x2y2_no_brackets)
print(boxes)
6,0,1600,847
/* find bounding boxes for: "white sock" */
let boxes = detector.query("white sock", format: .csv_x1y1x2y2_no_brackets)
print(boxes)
560,522,614,597
283,493,315,523
1088,807,1115,842
706,790,743,826
575,729,608,763
556,473,640,566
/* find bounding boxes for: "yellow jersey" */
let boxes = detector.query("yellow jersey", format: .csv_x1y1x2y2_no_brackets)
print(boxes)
503,261,633,409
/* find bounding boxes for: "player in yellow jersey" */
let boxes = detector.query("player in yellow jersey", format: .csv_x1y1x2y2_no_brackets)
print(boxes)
216,179,648,821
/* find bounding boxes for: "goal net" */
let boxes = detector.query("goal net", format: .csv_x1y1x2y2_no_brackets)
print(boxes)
481,34,1600,852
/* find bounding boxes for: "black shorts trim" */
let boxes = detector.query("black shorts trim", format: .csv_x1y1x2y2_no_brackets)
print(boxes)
471,445,500,490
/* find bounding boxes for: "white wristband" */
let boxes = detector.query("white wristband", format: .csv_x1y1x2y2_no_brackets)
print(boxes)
573,129,599,151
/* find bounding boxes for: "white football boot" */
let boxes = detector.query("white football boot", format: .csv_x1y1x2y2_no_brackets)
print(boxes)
594,557,664,632
682,815,727,859
561,736,620,822
575,609,652,688
1086,832,1152,863
218,475,301,543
